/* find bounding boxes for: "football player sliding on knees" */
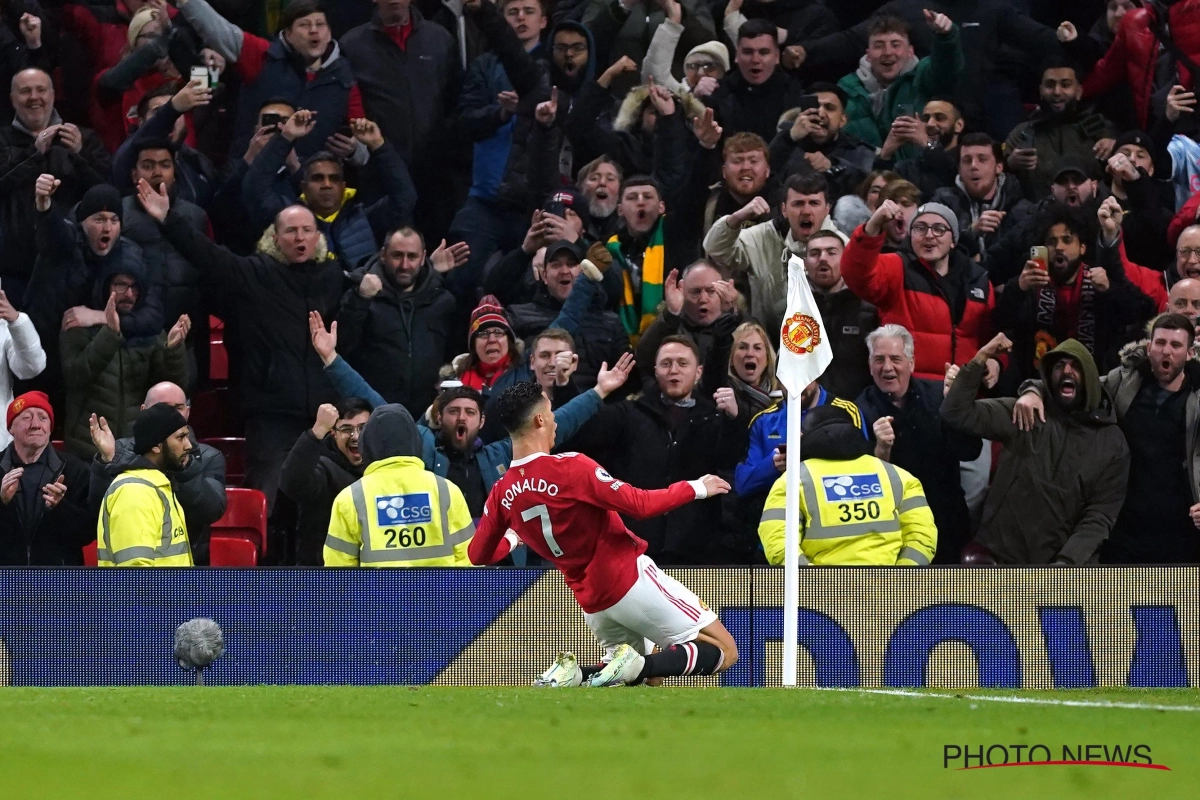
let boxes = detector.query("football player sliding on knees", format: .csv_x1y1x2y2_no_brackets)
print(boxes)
469,381,738,687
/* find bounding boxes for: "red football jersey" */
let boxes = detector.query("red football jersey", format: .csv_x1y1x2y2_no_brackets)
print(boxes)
470,452,699,613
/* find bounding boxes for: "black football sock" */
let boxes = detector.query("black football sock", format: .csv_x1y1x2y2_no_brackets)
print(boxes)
580,664,603,680
636,641,724,681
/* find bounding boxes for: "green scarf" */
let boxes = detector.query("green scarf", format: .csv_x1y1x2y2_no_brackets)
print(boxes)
607,217,665,343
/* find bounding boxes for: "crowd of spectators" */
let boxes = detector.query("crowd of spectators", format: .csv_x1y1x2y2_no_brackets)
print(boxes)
0,0,1198,568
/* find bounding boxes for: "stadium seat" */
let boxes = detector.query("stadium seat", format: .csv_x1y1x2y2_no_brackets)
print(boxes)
82,540,97,567
201,437,245,486
212,488,268,558
209,535,258,567
52,440,64,452
208,315,228,381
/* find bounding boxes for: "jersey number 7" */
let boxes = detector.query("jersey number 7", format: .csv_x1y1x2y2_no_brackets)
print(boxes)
521,503,564,557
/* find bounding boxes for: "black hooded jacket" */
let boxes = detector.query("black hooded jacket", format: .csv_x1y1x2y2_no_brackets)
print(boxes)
336,259,457,419
361,404,425,464
280,428,363,566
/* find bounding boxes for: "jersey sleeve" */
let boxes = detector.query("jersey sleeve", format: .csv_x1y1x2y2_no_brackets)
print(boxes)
468,487,517,565
567,453,699,520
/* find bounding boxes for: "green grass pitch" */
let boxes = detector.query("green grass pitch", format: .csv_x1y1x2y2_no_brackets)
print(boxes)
1,686,1196,799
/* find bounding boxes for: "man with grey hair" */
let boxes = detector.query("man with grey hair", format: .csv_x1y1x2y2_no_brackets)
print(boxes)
856,324,980,563
88,381,227,565
0,68,110,301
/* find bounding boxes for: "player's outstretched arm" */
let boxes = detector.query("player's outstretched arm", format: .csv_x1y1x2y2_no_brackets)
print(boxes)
582,457,730,520
467,495,521,565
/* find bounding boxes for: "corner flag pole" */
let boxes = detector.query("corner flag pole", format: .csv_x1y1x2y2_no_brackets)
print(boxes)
782,392,802,687
776,255,834,688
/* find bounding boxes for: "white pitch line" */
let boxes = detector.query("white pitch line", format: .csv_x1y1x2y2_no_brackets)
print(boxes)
815,687,1200,712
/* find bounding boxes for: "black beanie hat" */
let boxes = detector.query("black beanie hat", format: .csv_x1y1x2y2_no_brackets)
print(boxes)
76,184,122,222
133,402,189,455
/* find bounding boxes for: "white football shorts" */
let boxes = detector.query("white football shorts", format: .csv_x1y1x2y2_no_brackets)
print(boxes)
583,555,719,659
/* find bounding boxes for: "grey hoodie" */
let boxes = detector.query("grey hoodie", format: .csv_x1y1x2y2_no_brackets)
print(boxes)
360,404,424,465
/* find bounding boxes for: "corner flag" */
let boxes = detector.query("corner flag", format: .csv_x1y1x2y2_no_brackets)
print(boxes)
776,255,833,395
775,255,833,687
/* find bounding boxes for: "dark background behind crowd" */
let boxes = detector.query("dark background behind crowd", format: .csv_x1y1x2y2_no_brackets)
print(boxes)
0,0,1198,569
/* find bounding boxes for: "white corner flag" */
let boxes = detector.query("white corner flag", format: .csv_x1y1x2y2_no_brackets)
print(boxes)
776,255,833,687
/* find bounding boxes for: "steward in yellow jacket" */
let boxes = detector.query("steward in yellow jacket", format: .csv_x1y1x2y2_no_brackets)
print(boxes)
97,403,193,566
759,405,937,566
325,404,474,567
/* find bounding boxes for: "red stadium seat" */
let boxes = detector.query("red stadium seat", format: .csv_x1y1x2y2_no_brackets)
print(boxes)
201,437,245,486
82,540,97,567
210,535,258,566
212,488,268,558
52,440,64,452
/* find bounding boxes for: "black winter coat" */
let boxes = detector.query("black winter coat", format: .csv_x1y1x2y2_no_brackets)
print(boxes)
336,259,456,419
768,126,876,203
814,288,879,401
0,444,92,566
707,70,807,146
160,208,345,422
508,284,630,388
856,378,982,563
565,393,745,564
279,429,361,566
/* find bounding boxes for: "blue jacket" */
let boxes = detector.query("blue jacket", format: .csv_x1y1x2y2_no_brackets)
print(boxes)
733,388,868,497
323,354,603,491
241,134,417,267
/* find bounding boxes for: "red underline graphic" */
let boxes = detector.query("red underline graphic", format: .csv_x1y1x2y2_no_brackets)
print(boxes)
959,761,1171,771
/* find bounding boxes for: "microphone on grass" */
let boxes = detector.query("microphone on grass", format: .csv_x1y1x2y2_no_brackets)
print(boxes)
175,618,224,685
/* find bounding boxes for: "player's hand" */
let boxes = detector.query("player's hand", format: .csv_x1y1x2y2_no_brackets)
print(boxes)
789,107,821,142
535,87,559,127
34,172,60,212
1056,21,1077,42
312,403,339,438
350,118,385,151
358,272,383,299
713,387,738,418
41,475,66,510
89,413,116,463
308,310,338,366
1018,259,1051,292
692,75,719,98
1166,85,1197,123
1106,151,1140,183
1007,148,1038,172
942,362,961,397
57,123,83,154
0,467,23,505
923,8,952,34
1012,390,1045,431
594,352,635,399
554,350,579,386
865,199,903,236
695,474,730,499
136,178,171,222
166,314,190,349
731,196,770,226
804,150,832,173
1097,195,1124,243
692,107,723,149
975,333,1012,363
0,291,18,323
33,124,60,154
1086,266,1110,292
19,12,41,49
646,77,676,116
872,415,895,448
280,109,317,142
971,209,1006,235
663,268,683,316
431,239,470,273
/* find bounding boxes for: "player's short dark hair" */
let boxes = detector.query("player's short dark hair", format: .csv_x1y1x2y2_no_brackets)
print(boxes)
382,225,426,252
619,174,663,200
867,14,910,40
656,334,701,362
137,84,176,121
302,151,343,178
132,137,176,161
494,381,547,434
1150,312,1196,346
436,386,485,416
958,132,1002,161
785,172,829,202
335,397,372,420
806,81,847,109
1035,201,1095,250
737,18,779,46
280,0,327,30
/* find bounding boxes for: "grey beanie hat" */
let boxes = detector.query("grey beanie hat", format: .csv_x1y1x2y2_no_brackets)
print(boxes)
912,202,959,245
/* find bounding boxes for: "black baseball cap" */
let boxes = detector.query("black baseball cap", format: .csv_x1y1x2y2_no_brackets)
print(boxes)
1052,157,1097,184
544,239,583,264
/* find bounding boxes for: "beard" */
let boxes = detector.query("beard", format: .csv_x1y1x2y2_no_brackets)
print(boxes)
162,447,191,472
588,197,617,219
1049,254,1082,285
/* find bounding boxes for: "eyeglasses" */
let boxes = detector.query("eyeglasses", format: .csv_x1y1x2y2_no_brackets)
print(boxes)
552,43,587,56
477,329,509,341
334,424,365,436
1178,247,1200,262
910,222,952,237
685,61,720,73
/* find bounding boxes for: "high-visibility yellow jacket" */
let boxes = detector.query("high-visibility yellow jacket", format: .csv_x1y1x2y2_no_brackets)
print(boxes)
98,468,192,567
759,455,937,566
325,455,475,567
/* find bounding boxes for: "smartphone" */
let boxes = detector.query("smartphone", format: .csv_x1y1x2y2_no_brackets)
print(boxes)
189,65,210,89
1017,127,1036,150
336,125,353,138
544,200,566,218
1030,246,1049,272
799,94,820,112
895,103,916,118
260,112,286,131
